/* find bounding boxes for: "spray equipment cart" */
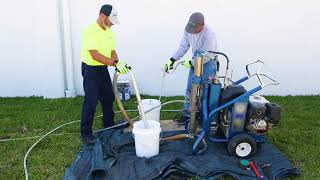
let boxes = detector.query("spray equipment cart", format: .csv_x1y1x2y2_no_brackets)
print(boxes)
184,50,281,158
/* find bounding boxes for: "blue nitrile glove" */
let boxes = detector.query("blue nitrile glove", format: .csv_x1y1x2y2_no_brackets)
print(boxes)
164,58,176,72
115,60,131,74
183,58,192,68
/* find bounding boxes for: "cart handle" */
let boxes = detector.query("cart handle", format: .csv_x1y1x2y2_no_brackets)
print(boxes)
246,60,264,77
260,73,279,88
246,60,279,87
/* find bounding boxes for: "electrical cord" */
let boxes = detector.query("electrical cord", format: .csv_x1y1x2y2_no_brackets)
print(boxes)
0,109,182,143
22,64,186,179
22,100,184,180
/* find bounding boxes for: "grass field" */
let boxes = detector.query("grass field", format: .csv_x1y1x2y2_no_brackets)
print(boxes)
0,95,319,179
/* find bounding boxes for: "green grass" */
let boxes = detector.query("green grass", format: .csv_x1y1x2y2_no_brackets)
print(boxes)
0,95,319,179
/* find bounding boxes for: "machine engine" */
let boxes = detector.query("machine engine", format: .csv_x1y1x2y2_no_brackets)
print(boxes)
246,96,281,133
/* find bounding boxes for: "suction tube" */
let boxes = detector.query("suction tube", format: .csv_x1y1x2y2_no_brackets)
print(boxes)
113,72,134,127
113,70,149,128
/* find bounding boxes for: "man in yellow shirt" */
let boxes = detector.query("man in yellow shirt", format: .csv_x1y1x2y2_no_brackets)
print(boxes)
80,4,130,144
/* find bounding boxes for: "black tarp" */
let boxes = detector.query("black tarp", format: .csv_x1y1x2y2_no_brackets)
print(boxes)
63,130,299,180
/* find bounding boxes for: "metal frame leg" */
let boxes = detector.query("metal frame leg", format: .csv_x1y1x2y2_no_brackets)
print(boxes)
192,130,207,154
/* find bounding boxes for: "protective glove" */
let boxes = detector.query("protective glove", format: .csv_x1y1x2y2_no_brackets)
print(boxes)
164,58,176,72
183,58,192,68
115,60,131,74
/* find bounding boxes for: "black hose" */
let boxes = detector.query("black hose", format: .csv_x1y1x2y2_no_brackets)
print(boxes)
208,51,230,69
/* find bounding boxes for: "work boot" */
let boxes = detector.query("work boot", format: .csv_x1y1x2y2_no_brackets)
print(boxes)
179,116,190,124
175,115,189,125
81,134,96,144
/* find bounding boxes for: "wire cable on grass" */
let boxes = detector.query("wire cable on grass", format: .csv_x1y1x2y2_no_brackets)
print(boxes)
23,100,184,180
0,109,182,143
22,63,185,179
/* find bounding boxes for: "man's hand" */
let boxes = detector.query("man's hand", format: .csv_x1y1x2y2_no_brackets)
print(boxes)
115,60,131,74
164,58,176,72
183,58,192,68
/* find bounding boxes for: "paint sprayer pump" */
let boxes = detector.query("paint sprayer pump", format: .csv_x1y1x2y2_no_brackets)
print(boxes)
183,50,282,157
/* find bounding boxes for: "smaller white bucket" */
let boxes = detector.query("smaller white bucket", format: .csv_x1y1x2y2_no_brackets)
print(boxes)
132,120,161,158
138,99,161,122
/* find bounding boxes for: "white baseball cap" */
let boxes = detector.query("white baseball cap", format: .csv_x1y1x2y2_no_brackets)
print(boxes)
100,4,120,25
109,7,120,25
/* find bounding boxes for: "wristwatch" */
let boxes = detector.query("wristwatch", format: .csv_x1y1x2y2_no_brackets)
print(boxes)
113,60,119,67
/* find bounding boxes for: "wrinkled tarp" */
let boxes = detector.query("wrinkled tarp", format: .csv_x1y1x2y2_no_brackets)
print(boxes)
63,130,299,180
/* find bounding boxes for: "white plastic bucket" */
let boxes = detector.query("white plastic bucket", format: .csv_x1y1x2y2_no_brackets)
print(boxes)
132,120,161,158
138,99,161,122
117,80,131,101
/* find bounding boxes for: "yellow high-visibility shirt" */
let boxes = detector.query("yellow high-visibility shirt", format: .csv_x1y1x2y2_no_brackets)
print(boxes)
80,22,115,66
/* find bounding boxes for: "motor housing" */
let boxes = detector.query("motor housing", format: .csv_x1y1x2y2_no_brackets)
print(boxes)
246,96,281,133
266,103,281,125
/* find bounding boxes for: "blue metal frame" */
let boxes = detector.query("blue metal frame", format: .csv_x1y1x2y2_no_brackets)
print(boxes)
233,76,249,85
191,75,264,154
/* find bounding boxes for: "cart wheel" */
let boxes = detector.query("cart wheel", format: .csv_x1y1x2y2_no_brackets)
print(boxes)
227,134,257,158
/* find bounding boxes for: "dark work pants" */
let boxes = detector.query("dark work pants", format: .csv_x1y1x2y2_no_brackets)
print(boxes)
81,62,115,137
